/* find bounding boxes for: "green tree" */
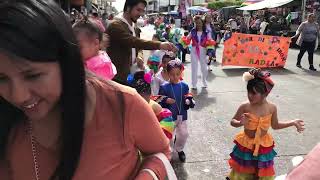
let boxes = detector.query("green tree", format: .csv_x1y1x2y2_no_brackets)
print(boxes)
208,0,244,10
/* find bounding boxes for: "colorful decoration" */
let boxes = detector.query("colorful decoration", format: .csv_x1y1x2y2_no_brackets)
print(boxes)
205,39,217,58
223,33,291,68
190,29,209,59
127,74,134,85
157,108,175,139
184,93,195,110
179,36,191,49
144,72,152,84
147,55,161,73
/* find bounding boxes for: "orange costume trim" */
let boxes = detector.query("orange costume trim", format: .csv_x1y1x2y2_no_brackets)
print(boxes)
235,113,274,156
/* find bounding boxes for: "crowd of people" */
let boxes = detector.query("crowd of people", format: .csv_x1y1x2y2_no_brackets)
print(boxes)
0,0,318,180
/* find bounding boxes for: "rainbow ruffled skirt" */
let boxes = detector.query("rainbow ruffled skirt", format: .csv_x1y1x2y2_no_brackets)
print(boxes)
228,133,277,180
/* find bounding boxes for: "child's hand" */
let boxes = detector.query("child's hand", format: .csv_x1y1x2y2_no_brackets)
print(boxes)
166,98,176,104
293,119,305,133
240,113,250,126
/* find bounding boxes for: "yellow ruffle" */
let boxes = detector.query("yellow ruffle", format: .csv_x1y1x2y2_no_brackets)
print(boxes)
229,170,275,180
234,131,274,150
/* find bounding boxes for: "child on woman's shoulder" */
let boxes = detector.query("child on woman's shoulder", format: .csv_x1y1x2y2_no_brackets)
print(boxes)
228,68,305,180
158,59,195,162
73,18,117,80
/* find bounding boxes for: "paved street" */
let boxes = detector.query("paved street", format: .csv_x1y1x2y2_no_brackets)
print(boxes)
141,25,320,180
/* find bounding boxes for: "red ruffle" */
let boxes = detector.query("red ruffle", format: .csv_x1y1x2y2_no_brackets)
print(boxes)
234,140,275,155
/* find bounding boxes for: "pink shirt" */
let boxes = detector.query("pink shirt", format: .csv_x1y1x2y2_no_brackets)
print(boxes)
85,51,117,80
0,78,170,180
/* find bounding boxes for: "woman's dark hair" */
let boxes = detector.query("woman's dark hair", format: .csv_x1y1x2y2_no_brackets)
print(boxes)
123,0,147,12
167,59,184,72
73,17,103,42
0,0,85,179
131,71,151,95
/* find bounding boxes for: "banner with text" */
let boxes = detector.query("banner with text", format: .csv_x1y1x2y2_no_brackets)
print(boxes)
222,33,291,68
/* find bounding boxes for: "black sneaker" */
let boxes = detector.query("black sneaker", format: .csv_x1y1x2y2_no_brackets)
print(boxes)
309,66,317,71
296,64,302,68
178,151,186,162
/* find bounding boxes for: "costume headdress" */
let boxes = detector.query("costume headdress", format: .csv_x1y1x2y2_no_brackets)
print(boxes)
243,68,274,94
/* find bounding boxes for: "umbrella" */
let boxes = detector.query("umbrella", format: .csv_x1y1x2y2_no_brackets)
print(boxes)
187,6,210,13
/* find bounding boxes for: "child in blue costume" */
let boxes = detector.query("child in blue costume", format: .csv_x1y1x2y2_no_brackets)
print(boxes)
159,59,195,162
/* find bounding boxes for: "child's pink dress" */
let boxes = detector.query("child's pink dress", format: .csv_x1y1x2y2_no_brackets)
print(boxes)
85,51,117,80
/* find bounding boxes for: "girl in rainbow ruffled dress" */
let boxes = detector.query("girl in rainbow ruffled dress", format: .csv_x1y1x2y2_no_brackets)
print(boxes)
228,68,305,180
187,15,212,89
73,18,117,80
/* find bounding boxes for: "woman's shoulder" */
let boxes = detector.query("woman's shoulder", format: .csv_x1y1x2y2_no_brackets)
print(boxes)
87,76,137,99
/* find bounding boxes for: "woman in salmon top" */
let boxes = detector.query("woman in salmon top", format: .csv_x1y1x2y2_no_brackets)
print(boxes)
228,68,305,180
0,0,170,180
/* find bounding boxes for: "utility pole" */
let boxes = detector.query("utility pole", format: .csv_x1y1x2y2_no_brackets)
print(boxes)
168,0,171,13
302,0,307,21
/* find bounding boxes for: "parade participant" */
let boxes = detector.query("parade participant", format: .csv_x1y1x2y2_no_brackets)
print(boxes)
188,15,211,89
0,1,171,179
204,14,217,70
128,71,175,140
151,54,172,95
292,13,319,71
228,68,305,180
106,0,176,84
147,34,166,74
171,29,183,60
163,26,173,42
179,31,191,63
156,23,166,42
73,19,117,80
159,60,194,162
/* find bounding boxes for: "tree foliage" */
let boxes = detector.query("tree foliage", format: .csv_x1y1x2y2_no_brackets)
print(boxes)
208,0,244,10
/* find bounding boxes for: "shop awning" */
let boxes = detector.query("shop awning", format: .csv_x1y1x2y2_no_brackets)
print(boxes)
241,0,264,6
238,0,294,10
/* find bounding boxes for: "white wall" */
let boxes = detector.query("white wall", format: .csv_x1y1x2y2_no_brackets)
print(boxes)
192,0,205,5
159,0,179,7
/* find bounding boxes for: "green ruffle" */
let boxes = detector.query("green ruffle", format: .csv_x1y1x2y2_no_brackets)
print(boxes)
229,170,275,180
162,117,174,122
232,146,277,162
